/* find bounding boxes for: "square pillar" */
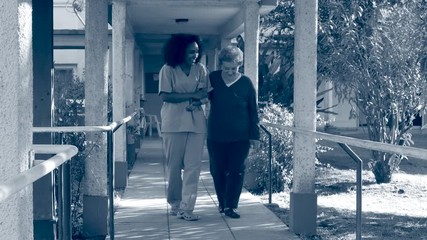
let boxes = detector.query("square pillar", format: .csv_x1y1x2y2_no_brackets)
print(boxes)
291,0,319,235
244,2,260,97
112,0,128,189
83,0,109,237
0,1,34,239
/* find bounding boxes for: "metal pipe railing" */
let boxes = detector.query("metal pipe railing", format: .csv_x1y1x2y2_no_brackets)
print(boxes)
337,143,363,240
0,145,78,202
261,122,427,160
32,111,137,240
261,121,427,239
260,125,273,204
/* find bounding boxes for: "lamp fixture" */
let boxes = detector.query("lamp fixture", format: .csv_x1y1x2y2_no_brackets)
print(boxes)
175,18,189,24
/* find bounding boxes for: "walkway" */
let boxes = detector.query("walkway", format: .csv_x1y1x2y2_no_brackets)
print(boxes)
110,137,299,240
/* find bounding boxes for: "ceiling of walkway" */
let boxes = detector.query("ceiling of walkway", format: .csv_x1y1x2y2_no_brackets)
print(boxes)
124,0,277,55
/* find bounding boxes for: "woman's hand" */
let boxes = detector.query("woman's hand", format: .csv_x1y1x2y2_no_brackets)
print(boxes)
250,139,261,149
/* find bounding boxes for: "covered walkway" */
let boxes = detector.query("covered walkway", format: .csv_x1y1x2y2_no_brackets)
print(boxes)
109,137,299,240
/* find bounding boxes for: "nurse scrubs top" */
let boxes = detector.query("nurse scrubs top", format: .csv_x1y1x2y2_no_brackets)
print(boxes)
158,63,208,134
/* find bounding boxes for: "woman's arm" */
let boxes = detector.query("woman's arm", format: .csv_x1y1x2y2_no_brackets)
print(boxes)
160,89,207,103
247,80,260,140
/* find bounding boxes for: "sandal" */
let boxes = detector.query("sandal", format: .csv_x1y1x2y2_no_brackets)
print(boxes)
177,211,200,221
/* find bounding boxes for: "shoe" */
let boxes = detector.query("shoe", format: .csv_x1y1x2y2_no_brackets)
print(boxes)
170,209,179,216
224,208,240,219
177,211,200,221
170,207,180,216
218,206,225,214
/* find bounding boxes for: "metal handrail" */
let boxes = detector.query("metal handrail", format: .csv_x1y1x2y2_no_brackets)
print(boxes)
259,125,273,204
337,143,363,240
261,121,427,240
0,144,78,202
261,122,427,159
32,112,137,240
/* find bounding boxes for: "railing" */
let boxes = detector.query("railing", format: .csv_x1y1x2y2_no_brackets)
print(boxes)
0,145,78,202
259,125,273,204
260,121,427,240
33,112,138,240
0,144,78,238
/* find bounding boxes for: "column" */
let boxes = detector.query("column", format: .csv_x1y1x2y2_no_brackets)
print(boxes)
112,1,128,188
243,2,260,97
133,50,142,150
290,0,318,235
31,0,56,238
125,38,136,167
206,49,218,72
125,39,135,117
83,0,109,237
139,55,146,102
0,1,33,239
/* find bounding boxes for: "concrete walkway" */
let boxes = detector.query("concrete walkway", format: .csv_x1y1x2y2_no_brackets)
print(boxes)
110,137,299,240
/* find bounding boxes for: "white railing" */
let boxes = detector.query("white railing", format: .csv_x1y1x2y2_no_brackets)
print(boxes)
0,144,78,202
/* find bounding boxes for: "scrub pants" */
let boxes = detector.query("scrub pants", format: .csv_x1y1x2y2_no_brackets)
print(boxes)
162,132,205,213
207,139,250,210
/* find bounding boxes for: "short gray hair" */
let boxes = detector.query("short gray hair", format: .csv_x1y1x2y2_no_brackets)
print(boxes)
218,45,243,66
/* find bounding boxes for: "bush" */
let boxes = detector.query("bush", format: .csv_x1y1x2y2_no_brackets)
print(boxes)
53,69,86,238
245,102,332,195
245,103,294,194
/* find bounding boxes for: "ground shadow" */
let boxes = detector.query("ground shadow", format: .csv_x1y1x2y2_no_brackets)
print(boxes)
266,204,427,240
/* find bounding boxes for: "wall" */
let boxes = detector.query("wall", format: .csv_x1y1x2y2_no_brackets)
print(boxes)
54,0,85,30
143,54,164,118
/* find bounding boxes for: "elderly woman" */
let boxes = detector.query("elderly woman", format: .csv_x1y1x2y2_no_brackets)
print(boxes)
159,34,209,221
207,45,260,219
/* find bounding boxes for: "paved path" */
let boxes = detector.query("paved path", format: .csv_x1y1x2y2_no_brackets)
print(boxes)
110,137,299,240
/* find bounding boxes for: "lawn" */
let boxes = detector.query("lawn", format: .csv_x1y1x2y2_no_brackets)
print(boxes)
260,129,427,239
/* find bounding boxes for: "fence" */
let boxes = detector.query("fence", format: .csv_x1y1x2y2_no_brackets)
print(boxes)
260,121,427,240
32,112,137,240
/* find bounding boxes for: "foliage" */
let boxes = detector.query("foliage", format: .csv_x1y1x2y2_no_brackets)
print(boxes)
53,68,86,237
318,0,427,183
260,0,427,183
258,1,337,115
258,0,295,108
245,103,294,194
245,102,332,194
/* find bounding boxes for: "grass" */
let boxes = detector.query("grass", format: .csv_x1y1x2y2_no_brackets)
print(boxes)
259,129,427,239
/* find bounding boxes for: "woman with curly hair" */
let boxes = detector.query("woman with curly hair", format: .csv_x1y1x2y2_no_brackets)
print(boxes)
158,34,209,221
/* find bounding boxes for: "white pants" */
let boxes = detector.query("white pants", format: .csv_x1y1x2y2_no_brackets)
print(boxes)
162,132,205,213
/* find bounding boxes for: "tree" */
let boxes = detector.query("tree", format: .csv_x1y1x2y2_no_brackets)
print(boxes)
260,0,427,183
319,0,427,183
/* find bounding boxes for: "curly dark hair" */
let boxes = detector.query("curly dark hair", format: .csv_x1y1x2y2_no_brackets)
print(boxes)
162,34,203,67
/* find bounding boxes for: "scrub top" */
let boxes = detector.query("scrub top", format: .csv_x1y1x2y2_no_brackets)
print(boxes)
158,63,208,133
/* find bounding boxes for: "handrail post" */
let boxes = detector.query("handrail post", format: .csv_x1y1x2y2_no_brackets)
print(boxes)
107,130,115,240
57,166,64,239
57,132,64,239
260,125,272,204
337,143,362,240
63,160,71,240
57,132,72,240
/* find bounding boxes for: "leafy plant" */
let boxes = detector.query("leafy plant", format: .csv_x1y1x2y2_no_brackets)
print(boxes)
53,68,86,238
259,0,427,183
318,0,427,183
245,102,332,194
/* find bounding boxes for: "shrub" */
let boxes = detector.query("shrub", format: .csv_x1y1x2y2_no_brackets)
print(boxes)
245,102,332,195
53,69,86,238
245,103,294,194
